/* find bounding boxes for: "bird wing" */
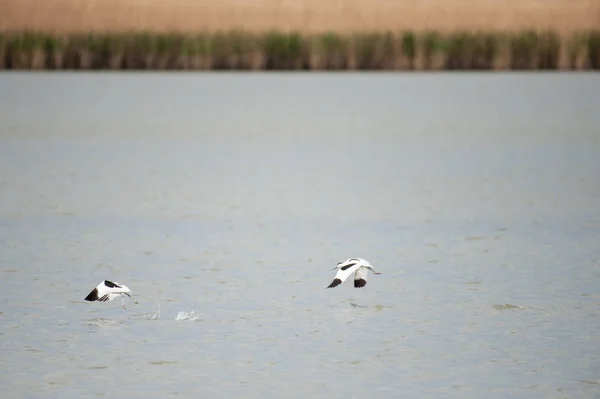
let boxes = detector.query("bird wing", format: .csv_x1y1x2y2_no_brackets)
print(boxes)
326,262,361,288
353,267,369,288
97,293,112,302
101,280,131,294
104,280,122,289
84,287,100,301
85,280,128,301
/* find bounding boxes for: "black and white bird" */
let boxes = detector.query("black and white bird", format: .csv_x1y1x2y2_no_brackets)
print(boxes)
84,280,138,309
326,258,381,288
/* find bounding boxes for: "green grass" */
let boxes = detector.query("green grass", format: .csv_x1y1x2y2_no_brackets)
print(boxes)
443,31,499,70
264,31,305,69
401,31,416,61
588,31,600,69
0,30,598,70
311,32,348,69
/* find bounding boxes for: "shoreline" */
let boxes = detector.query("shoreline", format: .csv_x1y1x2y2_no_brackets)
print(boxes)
1,30,598,71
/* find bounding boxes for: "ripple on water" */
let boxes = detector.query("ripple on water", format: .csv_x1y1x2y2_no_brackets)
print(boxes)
492,304,525,310
580,380,600,386
83,318,125,329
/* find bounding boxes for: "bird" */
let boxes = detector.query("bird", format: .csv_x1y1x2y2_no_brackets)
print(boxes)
326,258,381,289
84,280,138,309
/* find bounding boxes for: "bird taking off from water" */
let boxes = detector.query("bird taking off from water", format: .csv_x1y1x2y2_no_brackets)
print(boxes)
326,258,381,288
84,280,138,309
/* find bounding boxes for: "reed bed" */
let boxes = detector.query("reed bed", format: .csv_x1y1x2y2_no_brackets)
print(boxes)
1,30,599,71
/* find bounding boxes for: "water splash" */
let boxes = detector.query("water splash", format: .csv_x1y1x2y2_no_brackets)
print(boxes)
175,310,201,321
140,299,161,320
150,299,161,320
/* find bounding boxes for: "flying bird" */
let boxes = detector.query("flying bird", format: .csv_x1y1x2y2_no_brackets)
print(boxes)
84,280,138,309
326,258,381,288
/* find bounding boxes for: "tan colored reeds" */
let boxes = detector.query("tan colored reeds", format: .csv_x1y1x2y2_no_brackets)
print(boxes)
2,0,598,35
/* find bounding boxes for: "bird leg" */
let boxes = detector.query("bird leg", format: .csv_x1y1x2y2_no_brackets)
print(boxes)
125,293,138,305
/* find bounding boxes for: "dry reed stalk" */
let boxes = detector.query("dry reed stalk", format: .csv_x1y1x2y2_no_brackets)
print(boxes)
1,0,598,35
0,35,5,69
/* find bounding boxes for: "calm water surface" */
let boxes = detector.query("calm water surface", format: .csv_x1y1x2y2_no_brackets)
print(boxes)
0,72,599,398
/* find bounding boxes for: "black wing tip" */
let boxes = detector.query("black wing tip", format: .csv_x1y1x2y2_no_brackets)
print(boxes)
327,278,342,289
354,279,367,288
84,288,99,301
104,280,119,288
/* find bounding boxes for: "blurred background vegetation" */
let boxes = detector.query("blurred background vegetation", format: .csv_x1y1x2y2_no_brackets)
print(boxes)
1,0,598,70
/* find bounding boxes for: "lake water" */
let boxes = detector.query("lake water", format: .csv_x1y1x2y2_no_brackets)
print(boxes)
0,72,599,398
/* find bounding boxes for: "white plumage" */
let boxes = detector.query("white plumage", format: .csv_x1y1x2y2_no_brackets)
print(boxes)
326,258,381,289
84,280,138,309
